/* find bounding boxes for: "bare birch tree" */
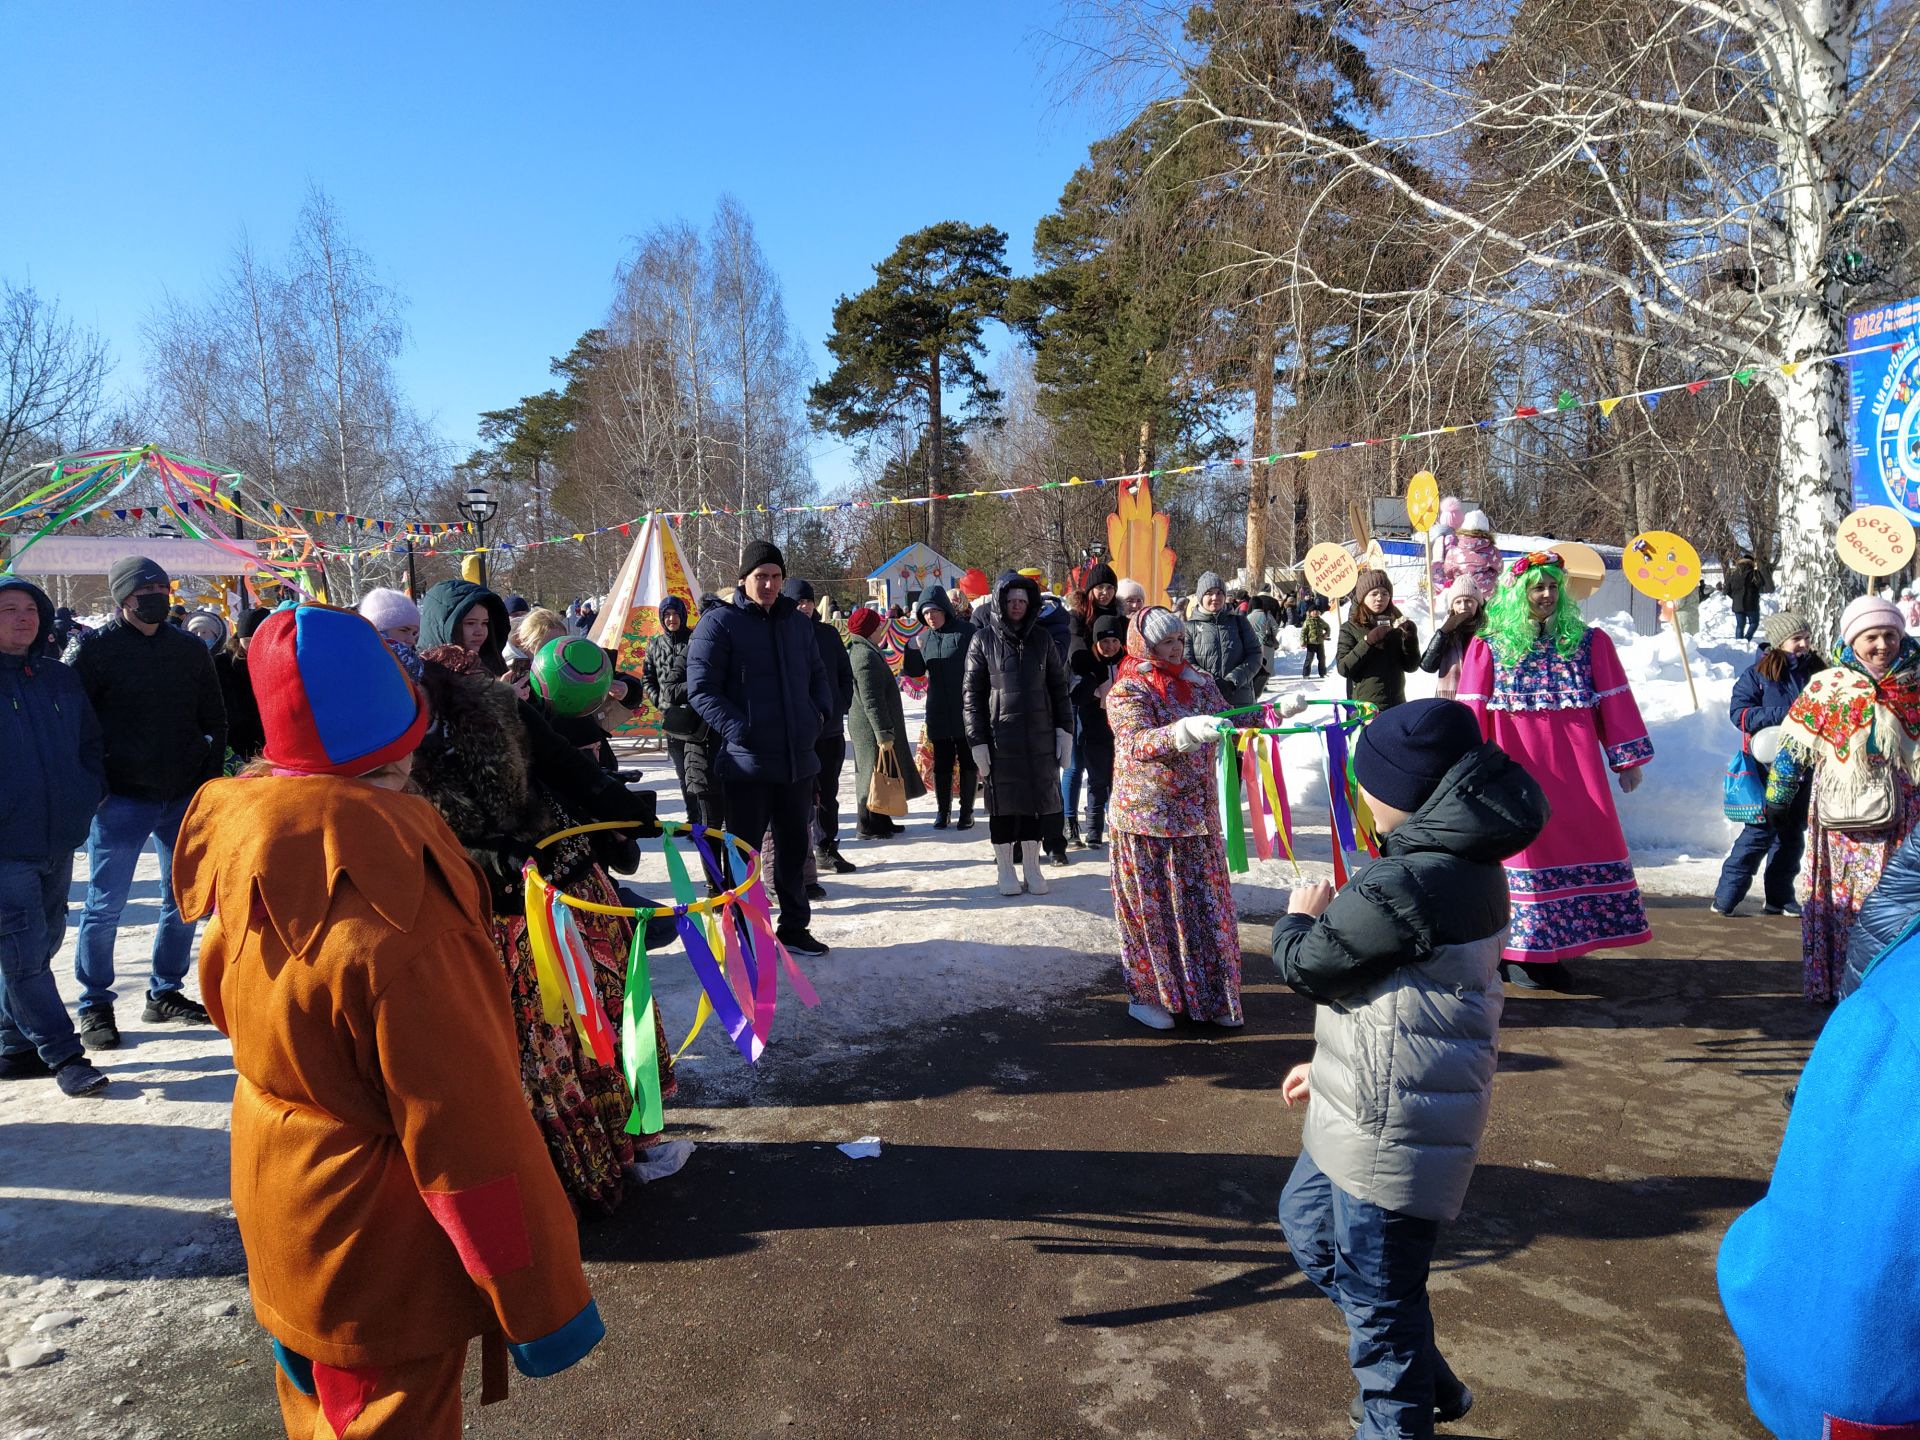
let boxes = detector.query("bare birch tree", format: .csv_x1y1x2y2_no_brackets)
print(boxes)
1074,0,1920,628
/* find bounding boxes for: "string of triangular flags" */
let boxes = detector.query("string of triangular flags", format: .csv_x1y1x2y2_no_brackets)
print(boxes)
4,337,1900,563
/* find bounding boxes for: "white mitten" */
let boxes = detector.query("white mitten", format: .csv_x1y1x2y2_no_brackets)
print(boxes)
1170,716,1223,752
1055,729,1074,769
1275,693,1311,720
972,744,993,778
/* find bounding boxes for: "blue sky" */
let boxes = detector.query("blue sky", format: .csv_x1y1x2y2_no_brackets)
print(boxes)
3,2,1116,493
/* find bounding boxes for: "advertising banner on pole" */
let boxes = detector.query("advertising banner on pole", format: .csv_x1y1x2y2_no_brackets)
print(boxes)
1847,294,1920,519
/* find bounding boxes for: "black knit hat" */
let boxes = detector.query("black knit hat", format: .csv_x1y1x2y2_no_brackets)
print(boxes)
1352,698,1483,815
739,539,785,579
1091,615,1127,644
108,554,169,605
782,576,814,603
236,606,274,639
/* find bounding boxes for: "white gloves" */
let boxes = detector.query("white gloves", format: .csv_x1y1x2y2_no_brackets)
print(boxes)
972,744,993,778
1618,765,1645,794
1275,693,1311,720
1055,729,1074,769
1170,715,1224,752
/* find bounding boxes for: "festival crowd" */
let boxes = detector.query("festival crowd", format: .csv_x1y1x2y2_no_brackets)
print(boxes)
2,526,1916,1439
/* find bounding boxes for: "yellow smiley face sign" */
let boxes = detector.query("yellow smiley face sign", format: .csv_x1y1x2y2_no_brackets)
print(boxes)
1405,472,1439,532
1303,541,1359,599
1624,531,1703,602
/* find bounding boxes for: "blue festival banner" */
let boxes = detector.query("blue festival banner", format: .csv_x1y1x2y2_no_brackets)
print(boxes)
1848,295,1920,519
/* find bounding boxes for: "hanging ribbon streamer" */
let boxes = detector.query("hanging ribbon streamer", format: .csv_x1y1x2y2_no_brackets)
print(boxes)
619,924,664,1137
1263,733,1300,877
660,834,761,1065
551,892,618,1067
1240,734,1272,863
1325,722,1358,856
1218,726,1249,873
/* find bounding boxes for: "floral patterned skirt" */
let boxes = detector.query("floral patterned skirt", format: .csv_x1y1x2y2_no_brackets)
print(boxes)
495,855,678,1216
1801,772,1920,1003
1111,830,1242,1023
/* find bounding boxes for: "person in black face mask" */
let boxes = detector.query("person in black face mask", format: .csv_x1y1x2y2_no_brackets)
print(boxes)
61,556,227,1049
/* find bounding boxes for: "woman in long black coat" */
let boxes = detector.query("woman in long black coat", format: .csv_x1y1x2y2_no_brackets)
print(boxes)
964,571,1071,898
847,607,927,837
905,585,978,829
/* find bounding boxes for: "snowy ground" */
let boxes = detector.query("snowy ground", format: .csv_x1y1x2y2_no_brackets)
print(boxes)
0,611,1760,1433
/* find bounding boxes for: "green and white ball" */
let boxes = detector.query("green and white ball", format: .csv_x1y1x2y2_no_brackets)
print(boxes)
531,637,612,717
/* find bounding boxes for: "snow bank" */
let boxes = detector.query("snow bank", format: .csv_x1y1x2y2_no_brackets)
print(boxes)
1247,591,1758,877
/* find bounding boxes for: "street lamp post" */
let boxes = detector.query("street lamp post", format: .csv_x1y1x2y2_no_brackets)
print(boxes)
459,482,499,590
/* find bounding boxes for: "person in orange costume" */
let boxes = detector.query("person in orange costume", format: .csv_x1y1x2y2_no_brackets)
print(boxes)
172,603,604,1439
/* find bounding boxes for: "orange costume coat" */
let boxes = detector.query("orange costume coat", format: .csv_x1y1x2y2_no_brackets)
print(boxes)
174,776,603,1419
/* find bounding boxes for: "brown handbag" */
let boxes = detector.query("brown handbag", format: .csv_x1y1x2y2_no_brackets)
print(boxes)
867,746,909,817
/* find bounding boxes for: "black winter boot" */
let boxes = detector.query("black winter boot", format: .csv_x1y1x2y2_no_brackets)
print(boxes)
1066,816,1082,848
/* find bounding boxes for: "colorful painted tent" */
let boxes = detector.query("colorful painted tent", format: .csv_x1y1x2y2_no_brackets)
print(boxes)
589,517,703,734
865,541,961,612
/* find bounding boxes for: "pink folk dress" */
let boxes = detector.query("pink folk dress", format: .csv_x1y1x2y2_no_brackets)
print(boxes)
1105,667,1243,1022
1457,629,1653,963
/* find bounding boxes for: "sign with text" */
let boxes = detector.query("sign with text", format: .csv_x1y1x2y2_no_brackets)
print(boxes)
5,534,262,576
1302,541,1359,599
1834,504,1917,577
1848,295,1920,519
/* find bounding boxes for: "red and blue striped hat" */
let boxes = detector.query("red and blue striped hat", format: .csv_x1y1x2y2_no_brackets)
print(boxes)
251,604,429,777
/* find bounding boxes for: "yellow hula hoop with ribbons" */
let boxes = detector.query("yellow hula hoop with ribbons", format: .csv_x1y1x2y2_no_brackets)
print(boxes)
530,819,762,916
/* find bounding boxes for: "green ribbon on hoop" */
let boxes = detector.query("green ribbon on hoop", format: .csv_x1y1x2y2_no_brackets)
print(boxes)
620,922,664,1137
1216,724,1248,872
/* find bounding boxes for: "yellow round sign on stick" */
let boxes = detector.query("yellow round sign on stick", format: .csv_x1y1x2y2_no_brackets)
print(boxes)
1623,531,1703,602
1554,541,1607,601
1835,505,1917,578
1303,541,1359,599
1405,472,1439,532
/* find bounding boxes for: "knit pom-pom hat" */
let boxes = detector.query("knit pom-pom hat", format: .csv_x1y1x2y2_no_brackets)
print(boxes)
252,605,429,777
357,587,421,635
1841,595,1904,648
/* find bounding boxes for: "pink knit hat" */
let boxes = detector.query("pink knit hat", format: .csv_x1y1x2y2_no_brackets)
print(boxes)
1840,594,1905,647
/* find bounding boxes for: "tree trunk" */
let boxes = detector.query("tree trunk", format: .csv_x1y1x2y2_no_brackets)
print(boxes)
927,350,945,557
1245,329,1275,588
1136,418,1153,475
1766,0,1854,636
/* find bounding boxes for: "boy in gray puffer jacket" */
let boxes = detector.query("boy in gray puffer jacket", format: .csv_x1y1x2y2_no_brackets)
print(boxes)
1271,698,1548,1438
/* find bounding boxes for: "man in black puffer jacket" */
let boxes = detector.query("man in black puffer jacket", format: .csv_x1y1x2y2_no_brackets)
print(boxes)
64,555,227,1047
0,577,109,1093
643,595,723,831
687,542,834,957
1271,699,1547,1436
785,577,857,871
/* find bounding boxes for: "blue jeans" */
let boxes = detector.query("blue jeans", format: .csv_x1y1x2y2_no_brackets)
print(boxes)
1060,712,1084,818
1735,609,1759,642
73,793,196,1008
0,856,84,1068
1278,1150,1466,1439
1714,787,1810,913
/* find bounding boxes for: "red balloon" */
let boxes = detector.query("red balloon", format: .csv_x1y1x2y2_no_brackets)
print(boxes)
959,567,991,599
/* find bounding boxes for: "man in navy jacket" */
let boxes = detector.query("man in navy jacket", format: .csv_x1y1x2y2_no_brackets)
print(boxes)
0,578,110,1095
688,541,834,957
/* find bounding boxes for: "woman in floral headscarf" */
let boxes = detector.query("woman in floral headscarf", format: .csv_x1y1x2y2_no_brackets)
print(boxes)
1457,552,1653,989
1765,595,1920,1003
1105,605,1242,1030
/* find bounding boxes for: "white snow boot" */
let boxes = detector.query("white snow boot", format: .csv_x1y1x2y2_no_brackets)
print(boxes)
1127,1001,1175,1030
994,843,1023,896
1021,844,1051,896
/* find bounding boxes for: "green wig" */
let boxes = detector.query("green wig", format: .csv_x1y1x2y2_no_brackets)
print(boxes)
1481,557,1586,667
